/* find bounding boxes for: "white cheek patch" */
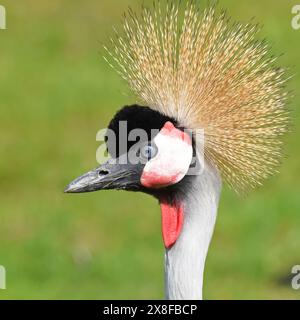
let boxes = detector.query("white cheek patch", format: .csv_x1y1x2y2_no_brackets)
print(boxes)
140,122,193,188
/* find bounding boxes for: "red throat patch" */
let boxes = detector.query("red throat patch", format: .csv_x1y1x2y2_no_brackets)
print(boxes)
160,199,184,249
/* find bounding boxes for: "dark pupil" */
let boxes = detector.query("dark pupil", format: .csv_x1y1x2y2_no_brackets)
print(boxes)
145,147,151,156
142,145,154,159
145,146,152,157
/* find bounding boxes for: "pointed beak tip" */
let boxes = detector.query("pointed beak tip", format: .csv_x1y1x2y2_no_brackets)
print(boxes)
64,180,81,193
64,184,73,193
64,172,93,194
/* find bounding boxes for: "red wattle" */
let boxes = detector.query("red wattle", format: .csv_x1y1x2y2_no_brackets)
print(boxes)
159,200,184,249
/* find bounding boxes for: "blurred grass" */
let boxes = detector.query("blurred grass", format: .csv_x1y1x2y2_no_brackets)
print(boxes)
0,0,299,299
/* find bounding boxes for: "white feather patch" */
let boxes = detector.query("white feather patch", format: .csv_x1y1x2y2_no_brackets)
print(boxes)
141,122,193,188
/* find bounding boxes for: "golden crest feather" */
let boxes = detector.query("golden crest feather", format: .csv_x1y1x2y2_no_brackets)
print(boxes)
104,1,289,193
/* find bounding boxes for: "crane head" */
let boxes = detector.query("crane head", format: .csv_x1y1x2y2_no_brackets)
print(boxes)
64,105,197,248
65,105,195,195
65,1,290,249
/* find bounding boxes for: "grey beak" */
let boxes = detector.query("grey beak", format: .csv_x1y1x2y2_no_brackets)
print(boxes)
64,169,102,193
64,160,143,193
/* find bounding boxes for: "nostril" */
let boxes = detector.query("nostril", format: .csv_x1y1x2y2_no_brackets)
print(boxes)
98,169,109,176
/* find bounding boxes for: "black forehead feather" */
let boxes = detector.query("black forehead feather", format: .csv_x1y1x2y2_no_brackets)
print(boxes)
108,105,176,133
106,105,177,157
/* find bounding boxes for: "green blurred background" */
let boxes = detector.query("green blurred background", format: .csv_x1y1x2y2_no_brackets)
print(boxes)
0,0,299,299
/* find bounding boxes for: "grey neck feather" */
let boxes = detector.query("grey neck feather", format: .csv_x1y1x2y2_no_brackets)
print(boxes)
164,162,221,300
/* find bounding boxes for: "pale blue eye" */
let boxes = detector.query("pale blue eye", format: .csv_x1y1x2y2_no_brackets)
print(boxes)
141,144,157,160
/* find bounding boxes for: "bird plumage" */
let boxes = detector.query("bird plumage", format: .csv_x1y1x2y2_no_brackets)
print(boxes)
105,1,289,193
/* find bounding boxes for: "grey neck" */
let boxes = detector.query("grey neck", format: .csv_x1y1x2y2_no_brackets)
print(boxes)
164,163,221,300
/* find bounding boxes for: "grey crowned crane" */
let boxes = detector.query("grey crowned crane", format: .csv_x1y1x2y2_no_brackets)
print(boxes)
65,2,289,299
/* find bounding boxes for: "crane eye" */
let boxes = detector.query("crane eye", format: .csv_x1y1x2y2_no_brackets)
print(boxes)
140,144,157,160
